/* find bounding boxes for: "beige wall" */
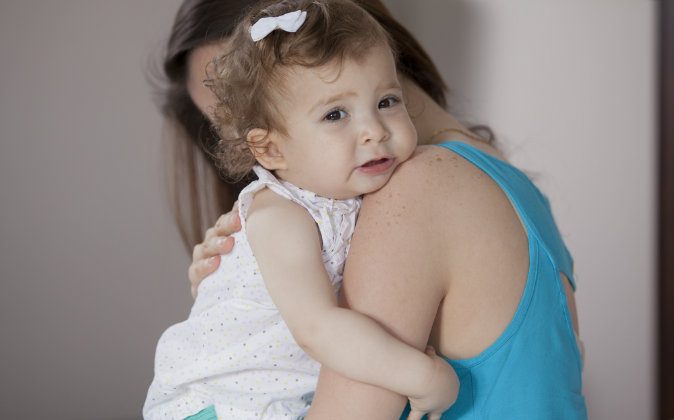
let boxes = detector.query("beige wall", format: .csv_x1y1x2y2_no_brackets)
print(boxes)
0,1,188,418
0,1,656,419
383,0,657,418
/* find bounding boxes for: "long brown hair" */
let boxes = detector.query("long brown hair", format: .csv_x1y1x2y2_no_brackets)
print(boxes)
157,0,491,253
156,0,255,252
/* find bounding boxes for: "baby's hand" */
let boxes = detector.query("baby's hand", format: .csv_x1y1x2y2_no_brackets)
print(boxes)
407,346,459,420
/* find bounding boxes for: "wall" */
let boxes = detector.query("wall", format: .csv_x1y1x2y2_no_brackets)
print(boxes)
0,1,188,418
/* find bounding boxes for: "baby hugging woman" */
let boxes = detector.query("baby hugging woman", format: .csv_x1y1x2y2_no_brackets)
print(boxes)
144,0,587,419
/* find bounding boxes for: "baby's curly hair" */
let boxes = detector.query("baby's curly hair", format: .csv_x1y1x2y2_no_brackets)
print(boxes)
207,0,392,181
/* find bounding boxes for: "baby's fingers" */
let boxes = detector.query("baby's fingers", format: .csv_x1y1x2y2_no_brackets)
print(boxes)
408,410,441,420
406,409,425,420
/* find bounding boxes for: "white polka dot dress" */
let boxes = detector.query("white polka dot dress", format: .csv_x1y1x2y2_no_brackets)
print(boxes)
144,166,361,420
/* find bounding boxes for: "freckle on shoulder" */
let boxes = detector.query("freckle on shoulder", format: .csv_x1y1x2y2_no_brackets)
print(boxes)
395,145,462,177
383,144,499,204
362,147,454,203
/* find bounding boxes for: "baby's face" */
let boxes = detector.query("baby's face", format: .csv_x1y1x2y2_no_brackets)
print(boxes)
270,43,417,199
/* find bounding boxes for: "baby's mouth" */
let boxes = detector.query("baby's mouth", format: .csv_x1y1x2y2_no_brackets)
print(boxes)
357,157,395,174
361,157,390,167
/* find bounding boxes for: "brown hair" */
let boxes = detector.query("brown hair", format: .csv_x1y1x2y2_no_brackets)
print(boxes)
208,0,392,180
154,0,256,252
157,0,490,252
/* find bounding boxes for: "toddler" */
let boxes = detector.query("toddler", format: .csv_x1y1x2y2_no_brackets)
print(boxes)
144,1,458,419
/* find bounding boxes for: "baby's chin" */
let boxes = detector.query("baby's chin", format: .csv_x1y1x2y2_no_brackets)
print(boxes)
311,165,403,200
348,173,399,198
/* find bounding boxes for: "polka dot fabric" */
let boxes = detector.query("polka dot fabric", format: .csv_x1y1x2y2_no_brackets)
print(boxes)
144,166,361,419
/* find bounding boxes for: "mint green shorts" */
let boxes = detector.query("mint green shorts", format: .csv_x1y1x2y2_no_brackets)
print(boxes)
184,405,217,420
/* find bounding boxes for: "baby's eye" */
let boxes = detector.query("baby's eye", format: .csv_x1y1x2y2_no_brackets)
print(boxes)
324,109,348,121
378,96,400,109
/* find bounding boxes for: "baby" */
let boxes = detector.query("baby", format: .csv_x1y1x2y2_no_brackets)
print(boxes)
144,1,458,419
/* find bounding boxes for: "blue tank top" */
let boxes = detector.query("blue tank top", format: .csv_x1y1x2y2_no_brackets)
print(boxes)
402,141,587,419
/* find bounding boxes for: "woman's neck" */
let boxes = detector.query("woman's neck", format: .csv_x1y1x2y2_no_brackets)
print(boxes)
401,78,474,146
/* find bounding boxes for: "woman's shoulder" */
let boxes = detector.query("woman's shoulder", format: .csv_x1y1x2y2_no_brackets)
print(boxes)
361,142,517,241
372,143,503,206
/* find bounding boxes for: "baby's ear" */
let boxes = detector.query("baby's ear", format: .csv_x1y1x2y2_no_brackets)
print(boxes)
246,128,287,171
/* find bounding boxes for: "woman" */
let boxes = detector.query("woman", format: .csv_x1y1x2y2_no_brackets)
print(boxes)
157,0,586,418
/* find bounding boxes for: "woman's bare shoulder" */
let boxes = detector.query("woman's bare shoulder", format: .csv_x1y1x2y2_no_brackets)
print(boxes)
360,143,519,258
364,144,500,213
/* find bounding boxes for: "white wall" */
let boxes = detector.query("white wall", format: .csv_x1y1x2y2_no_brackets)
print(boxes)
383,1,657,418
0,1,188,418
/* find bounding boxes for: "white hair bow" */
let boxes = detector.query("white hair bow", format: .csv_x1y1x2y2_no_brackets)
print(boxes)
250,10,308,42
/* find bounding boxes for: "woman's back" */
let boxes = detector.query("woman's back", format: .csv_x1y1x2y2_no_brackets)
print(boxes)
308,140,586,419
417,141,586,418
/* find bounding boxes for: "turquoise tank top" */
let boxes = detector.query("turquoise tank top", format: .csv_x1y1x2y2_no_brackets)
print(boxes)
401,141,587,419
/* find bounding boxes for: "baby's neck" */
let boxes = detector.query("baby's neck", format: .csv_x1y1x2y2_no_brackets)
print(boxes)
268,167,361,202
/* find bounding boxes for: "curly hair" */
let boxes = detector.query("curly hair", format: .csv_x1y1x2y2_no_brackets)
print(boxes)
207,0,392,181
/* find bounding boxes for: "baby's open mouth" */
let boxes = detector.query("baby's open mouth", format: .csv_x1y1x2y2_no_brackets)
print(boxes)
358,157,395,174
361,157,390,167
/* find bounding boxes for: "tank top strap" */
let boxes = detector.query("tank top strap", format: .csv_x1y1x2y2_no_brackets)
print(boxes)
236,166,301,231
236,166,361,281
435,141,576,289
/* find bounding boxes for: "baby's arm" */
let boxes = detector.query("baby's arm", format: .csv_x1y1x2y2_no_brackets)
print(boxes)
247,190,457,415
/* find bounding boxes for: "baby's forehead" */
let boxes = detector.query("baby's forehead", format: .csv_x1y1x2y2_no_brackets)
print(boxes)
282,60,343,86
278,44,398,96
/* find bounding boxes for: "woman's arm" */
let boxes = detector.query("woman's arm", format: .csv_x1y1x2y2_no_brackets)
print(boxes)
246,189,457,417
306,147,459,419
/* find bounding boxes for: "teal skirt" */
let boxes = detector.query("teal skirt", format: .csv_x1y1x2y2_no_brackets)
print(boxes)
184,405,217,420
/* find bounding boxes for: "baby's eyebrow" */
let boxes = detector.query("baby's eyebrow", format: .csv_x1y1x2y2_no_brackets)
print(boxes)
309,91,357,113
380,80,402,91
309,80,402,114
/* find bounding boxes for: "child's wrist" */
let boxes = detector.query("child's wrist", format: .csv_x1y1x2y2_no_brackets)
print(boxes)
408,354,437,398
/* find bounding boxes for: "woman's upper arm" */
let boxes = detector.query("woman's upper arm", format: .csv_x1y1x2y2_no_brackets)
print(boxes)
307,147,451,419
